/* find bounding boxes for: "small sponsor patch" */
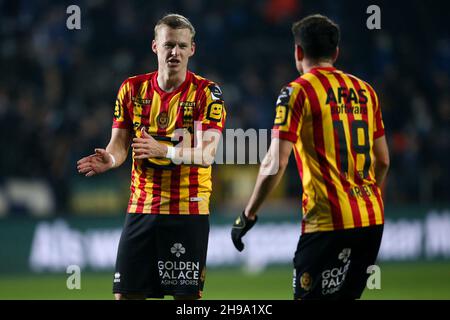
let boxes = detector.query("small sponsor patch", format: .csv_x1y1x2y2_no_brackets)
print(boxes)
189,197,203,202
206,102,224,122
209,84,223,101
274,105,288,125
276,86,293,105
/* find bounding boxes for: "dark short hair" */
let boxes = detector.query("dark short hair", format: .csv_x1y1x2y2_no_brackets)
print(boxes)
154,13,196,41
292,14,340,60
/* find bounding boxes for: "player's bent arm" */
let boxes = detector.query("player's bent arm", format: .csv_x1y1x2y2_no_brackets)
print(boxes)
106,128,132,168
244,138,294,220
172,129,221,168
77,128,132,177
373,135,390,187
132,128,221,168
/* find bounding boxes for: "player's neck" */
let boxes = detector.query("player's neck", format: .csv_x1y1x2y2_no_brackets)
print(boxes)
157,70,187,93
302,60,334,74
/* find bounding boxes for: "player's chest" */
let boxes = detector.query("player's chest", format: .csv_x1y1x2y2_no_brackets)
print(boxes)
129,91,197,134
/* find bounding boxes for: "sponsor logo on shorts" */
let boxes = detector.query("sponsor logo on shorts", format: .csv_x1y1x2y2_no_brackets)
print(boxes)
158,260,200,287
171,243,186,258
114,272,121,283
321,248,352,295
158,243,201,287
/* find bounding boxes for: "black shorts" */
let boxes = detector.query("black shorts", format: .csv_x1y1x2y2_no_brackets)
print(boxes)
293,224,383,300
113,213,209,299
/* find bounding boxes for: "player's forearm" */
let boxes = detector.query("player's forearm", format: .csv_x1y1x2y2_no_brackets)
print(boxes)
171,147,215,168
245,163,288,219
374,160,389,187
106,143,129,168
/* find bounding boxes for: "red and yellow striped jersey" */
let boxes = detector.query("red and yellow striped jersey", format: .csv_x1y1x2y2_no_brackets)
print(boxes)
273,67,385,233
113,71,226,215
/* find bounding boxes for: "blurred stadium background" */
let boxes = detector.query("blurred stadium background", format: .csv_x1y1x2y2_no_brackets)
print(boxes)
0,0,449,299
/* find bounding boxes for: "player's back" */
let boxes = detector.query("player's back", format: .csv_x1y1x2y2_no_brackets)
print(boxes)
276,66,385,233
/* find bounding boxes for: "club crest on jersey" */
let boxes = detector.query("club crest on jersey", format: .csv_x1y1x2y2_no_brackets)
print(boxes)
157,111,169,129
209,84,223,101
300,272,312,291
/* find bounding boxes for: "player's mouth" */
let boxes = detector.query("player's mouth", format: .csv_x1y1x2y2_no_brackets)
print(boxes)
167,58,180,66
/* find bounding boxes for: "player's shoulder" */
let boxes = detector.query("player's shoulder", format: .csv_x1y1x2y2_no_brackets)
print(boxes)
343,71,377,94
190,71,224,100
275,77,306,106
120,72,155,90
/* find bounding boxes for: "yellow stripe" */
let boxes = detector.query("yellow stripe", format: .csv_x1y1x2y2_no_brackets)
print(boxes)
338,74,370,226
128,161,142,213
166,91,182,135
178,166,191,213
149,92,161,135
115,81,129,123
308,72,354,229
141,167,155,213
131,81,149,130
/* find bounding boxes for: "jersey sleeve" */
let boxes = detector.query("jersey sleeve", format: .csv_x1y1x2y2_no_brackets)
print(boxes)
112,79,133,129
271,84,305,142
196,82,226,132
367,84,385,139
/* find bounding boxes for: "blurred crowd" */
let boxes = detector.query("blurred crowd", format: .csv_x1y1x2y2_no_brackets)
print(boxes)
0,0,448,215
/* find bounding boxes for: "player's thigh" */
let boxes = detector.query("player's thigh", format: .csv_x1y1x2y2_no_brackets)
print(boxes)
340,225,384,299
113,213,161,297
156,215,210,299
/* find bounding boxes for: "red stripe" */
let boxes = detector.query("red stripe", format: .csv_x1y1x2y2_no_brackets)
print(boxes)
312,70,362,228
127,168,136,212
135,164,149,213
339,73,377,225
293,148,303,180
366,83,384,138
188,167,199,214
169,166,181,214
298,77,343,230
150,169,162,214
372,184,384,223
287,89,305,139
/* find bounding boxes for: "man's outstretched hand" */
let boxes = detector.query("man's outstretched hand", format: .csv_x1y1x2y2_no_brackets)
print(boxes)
231,212,258,252
77,148,115,177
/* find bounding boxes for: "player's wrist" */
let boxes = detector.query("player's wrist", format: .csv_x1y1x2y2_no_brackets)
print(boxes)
108,152,117,168
244,209,257,221
165,146,176,159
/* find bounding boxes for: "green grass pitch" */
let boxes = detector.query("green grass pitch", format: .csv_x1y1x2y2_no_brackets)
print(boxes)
0,262,449,300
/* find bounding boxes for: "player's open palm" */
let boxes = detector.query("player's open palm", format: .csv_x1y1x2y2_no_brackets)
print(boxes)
77,148,114,177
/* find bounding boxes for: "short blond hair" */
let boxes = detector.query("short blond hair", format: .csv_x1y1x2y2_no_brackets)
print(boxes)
154,14,196,42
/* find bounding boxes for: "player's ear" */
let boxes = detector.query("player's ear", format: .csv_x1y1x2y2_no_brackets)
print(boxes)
190,41,196,57
295,44,304,61
152,39,157,54
332,47,339,63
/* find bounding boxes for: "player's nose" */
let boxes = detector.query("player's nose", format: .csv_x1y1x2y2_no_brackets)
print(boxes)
170,45,180,56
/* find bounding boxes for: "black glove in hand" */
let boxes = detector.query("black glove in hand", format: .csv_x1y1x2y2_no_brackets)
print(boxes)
231,211,258,252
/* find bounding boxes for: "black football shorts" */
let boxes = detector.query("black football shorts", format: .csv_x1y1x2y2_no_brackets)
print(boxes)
113,213,209,299
293,224,383,300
